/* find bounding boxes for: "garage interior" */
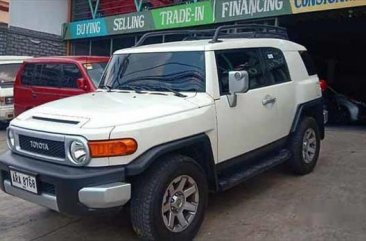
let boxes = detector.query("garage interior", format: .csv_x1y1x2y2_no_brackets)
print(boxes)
282,7,366,103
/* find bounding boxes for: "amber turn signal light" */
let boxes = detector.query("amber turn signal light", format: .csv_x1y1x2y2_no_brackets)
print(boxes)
88,139,137,158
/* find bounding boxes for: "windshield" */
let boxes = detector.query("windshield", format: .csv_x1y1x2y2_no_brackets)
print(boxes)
84,62,108,86
99,51,205,92
0,63,21,87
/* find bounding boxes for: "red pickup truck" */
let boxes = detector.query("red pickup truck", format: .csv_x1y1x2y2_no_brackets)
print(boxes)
14,56,109,116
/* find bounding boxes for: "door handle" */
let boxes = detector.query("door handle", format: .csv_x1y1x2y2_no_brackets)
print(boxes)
262,95,276,105
32,93,37,99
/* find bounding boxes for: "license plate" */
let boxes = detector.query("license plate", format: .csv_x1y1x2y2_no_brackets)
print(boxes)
10,170,38,194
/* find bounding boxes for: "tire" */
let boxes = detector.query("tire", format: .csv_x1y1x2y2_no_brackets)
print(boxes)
288,117,320,175
130,154,208,241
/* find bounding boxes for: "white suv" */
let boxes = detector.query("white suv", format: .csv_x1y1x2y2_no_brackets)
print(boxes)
0,56,32,128
0,25,324,241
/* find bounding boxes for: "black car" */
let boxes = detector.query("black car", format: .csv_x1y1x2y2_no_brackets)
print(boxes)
323,86,366,124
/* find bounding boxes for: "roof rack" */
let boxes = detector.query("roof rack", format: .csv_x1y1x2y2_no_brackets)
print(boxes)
209,24,288,43
135,24,288,47
135,29,215,47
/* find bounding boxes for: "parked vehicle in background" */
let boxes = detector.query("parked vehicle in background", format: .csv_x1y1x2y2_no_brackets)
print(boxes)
14,56,109,116
323,85,366,124
0,25,325,241
0,56,32,129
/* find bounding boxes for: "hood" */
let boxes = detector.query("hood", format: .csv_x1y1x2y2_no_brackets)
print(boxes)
16,91,213,129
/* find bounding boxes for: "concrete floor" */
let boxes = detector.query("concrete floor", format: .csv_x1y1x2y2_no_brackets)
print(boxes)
0,127,365,241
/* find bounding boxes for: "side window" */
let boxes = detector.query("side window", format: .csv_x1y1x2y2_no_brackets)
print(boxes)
61,64,81,88
299,51,317,76
0,63,21,82
261,48,291,84
215,48,265,95
21,64,35,85
39,64,62,87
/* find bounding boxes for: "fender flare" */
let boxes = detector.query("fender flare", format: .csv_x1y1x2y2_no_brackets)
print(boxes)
290,98,325,139
125,133,218,191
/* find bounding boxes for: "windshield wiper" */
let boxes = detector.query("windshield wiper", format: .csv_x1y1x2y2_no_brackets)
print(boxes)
157,87,187,98
101,85,113,92
117,84,147,94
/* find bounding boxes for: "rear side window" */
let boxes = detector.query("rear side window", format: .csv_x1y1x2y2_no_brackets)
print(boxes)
0,63,21,83
21,64,36,85
300,51,317,76
21,63,81,88
261,48,291,84
39,64,62,87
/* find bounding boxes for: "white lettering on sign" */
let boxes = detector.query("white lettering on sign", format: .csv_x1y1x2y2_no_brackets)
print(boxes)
113,15,145,31
159,6,205,26
221,0,284,18
76,21,101,36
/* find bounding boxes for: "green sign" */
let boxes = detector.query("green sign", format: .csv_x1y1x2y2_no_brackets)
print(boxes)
152,1,213,29
63,11,153,40
215,0,291,22
63,2,213,40
65,0,365,40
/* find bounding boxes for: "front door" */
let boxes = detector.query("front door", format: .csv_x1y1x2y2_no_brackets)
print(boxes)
214,48,282,163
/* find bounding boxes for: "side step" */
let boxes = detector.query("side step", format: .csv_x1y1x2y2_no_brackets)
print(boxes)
217,149,291,191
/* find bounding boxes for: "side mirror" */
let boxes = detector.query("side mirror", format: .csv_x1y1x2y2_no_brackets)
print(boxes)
227,70,249,107
76,78,88,91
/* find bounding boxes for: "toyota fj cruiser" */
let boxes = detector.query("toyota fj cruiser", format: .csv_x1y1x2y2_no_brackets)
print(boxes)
0,25,324,241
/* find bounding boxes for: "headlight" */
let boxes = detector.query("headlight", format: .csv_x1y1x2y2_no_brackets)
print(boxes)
7,128,15,150
69,140,90,166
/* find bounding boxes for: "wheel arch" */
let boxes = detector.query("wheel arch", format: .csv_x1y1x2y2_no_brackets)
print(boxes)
290,98,325,139
125,133,218,192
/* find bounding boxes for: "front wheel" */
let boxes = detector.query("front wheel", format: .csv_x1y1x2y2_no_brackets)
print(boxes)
131,154,208,241
288,117,321,175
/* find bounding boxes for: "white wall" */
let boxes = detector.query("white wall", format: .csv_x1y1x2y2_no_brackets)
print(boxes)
9,0,68,36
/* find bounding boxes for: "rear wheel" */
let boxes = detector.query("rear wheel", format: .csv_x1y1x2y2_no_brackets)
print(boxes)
288,117,320,175
131,154,208,241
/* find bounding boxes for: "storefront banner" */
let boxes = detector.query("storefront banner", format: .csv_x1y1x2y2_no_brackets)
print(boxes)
291,0,366,14
64,0,366,40
152,1,213,29
63,11,153,40
215,0,292,22
64,2,213,40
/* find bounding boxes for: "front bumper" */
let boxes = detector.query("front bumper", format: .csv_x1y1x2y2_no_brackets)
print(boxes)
0,105,14,121
0,151,130,215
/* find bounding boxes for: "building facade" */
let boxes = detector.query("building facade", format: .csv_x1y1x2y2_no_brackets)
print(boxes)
1,0,68,56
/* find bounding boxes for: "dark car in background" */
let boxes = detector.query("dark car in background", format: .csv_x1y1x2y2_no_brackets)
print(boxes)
323,86,366,124
14,56,109,116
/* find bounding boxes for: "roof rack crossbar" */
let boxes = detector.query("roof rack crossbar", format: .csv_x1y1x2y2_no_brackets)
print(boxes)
135,29,215,47
209,24,288,43
135,24,288,47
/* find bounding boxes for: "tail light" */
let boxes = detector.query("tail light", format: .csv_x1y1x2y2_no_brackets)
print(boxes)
319,80,327,91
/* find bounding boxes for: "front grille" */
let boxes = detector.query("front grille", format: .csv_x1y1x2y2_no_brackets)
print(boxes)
19,134,65,159
5,96,13,105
